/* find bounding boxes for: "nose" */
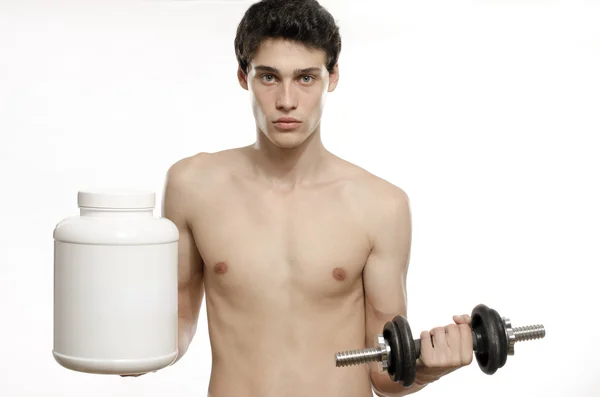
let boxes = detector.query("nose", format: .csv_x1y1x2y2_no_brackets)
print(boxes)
275,81,298,112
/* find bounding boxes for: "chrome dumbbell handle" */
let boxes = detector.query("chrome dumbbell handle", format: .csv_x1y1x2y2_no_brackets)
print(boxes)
336,320,545,368
335,304,545,387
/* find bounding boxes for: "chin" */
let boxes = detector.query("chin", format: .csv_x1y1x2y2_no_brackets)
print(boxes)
265,129,311,149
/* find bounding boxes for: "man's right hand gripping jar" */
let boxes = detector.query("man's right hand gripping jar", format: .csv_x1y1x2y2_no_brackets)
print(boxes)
53,189,179,376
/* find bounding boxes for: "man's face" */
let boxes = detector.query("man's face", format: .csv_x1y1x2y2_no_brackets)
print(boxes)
238,38,339,149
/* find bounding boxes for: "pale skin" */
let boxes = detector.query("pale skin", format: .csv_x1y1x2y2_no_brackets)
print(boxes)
156,39,475,396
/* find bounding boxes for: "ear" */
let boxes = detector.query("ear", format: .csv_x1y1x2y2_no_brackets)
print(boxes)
327,63,339,92
237,65,249,91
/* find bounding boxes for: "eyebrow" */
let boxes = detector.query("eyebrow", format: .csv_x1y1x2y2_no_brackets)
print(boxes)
254,65,322,75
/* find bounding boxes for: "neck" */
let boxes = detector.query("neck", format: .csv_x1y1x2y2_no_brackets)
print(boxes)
249,124,329,188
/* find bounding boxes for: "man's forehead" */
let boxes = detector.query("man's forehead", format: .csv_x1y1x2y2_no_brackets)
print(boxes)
251,64,324,76
251,38,327,70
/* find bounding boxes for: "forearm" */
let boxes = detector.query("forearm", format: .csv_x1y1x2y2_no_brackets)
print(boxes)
173,281,203,365
173,316,196,364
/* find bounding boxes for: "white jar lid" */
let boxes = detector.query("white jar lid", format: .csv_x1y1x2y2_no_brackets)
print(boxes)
78,189,155,209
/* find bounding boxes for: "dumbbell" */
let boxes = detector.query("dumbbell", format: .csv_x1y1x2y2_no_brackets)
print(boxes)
334,304,545,387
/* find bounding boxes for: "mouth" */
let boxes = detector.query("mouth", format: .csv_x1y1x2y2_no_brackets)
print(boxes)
273,118,302,131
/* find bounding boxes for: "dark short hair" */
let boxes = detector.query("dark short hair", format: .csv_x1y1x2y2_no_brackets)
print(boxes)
234,0,342,75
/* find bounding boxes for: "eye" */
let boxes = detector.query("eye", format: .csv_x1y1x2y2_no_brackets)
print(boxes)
261,74,276,83
301,75,314,84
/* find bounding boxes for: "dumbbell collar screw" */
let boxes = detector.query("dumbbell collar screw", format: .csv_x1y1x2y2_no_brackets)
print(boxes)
503,317,516,356
376,334,391,373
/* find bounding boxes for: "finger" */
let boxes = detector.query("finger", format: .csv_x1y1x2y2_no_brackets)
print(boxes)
459,324,474,364
430,327,448,352
419,330,434,363
462,314,472,326
444,324,460,349
444,324,462,366
453,314,471,325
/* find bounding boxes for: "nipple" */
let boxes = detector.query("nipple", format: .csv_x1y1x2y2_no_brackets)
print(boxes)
332,267,347,281
214,262,228,275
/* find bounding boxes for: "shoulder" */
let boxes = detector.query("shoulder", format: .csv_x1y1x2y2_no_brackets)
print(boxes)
337,159,410,214
332,159,411,245
360,173,410,233
165,148,245,187
163,148,247,207
338,165,411,255
340,165,411,257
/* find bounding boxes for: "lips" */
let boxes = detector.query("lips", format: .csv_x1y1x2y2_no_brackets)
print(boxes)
275,118,300,123
273,118,301,130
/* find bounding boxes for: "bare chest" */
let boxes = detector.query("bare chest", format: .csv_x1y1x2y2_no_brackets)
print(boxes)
190,183,372,301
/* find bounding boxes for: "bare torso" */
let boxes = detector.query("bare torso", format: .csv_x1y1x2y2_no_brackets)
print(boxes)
182,148,395,397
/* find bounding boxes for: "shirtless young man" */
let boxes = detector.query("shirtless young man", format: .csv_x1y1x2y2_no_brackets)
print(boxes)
161,1,474,396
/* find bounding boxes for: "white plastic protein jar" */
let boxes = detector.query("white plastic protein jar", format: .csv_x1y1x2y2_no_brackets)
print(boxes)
53,189,179,375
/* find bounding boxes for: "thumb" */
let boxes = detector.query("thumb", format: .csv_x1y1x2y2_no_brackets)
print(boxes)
453,314,471,325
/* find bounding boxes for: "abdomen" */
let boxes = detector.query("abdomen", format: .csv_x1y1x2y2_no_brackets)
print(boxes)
205,286,373,397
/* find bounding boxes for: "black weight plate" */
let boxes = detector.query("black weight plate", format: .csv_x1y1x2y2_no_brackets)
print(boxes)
471,304,503,375
392,315,417,387
383,320,403,382
490,307,509,369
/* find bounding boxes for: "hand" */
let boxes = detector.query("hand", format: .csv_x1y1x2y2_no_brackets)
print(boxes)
414,314,474,385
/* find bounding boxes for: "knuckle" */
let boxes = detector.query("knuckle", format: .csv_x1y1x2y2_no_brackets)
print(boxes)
419,353,435,367
421,354,433,366
452,356,462,366
425,356,441,367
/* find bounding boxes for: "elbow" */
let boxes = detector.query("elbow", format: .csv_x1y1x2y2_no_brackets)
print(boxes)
371,378,387,397
370,371,389,396
370,372,411,397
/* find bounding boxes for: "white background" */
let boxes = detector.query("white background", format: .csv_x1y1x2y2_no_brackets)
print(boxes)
1,0,599,396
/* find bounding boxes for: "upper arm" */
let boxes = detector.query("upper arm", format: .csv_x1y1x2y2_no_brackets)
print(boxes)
162,159,205,322
363,188,412,385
